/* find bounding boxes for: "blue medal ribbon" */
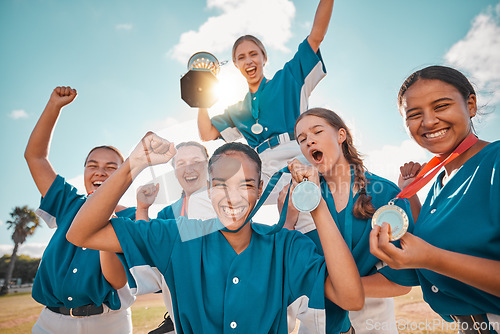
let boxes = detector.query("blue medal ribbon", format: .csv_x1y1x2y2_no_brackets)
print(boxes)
222,166,291,235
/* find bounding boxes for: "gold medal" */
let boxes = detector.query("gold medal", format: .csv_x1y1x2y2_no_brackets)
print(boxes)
371,199,409,241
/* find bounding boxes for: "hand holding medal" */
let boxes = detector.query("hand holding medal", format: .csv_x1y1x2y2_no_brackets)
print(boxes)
371,133,479,240
287,159,322,213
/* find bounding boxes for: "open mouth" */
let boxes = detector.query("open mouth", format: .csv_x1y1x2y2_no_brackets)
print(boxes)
184,175,199,183
311,150,324,163
424,128,448,139
220,205,247,219
246,66,257,77
92,180,104,188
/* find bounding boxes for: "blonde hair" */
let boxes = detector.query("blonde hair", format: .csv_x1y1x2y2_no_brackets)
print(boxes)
232,35,267,63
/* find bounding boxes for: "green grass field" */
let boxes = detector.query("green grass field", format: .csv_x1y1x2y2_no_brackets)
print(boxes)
1,288,455,333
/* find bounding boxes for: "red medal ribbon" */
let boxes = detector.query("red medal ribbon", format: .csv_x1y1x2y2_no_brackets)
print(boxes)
396,133,478,199
180,196,187,217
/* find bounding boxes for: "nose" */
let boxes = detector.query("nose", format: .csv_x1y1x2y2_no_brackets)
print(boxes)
224,188,245,207
306,135,316,147
422,110,439,129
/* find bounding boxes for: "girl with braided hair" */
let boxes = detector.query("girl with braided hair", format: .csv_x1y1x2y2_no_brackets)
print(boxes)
282,107,414,333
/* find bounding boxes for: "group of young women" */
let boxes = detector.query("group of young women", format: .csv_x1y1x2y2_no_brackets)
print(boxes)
25,0,499,333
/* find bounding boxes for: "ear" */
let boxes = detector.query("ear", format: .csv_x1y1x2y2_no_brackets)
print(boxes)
257,179,264,199
337,128,347,144
467,94,477,118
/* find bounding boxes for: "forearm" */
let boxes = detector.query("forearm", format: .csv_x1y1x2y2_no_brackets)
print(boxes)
424,246,500,297
312,200,364,310
307,0,334,52
361,273,412,298
100,251,127,289
67,159,140,249
197,108,220,141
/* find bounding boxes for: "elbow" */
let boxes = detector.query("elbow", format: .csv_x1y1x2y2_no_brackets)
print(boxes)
395,285,412,297
66,229,85,248
342,293,365,311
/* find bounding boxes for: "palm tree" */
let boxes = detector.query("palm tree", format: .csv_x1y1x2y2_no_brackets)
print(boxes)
1,206,40,295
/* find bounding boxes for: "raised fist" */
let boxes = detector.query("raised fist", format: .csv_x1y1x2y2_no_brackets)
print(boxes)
49,86,77,109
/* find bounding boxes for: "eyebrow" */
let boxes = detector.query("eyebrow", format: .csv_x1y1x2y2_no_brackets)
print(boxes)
297,125,324,138
211,177,257,183
406,97,454,114
86,160,118,166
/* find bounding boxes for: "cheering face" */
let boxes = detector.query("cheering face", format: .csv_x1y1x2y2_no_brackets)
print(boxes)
296,115,346,177
174,145,208,197
83,148,122,194
208,153,262,231
400,79,477,157
234,40,266,92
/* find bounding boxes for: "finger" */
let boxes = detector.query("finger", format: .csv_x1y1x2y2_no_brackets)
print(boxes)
410,163,421,177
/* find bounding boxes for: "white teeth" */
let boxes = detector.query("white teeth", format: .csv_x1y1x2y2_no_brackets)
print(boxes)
222,206,245,216
425,129,447,139
246,67,256,72
93,181,103,186
185,176,197,181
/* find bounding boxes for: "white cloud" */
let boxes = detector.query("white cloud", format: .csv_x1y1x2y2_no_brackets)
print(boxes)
169,0,296,63
0,242,47,258
8,109,29,119
363,140,432,202
115,23,133,31
445,3,500,103
67,174,86,195
0,219,3,227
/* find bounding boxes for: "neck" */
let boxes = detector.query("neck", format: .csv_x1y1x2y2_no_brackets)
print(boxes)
443,139,487,175
220,223,252,254
322,157,351,192
248,76,264,93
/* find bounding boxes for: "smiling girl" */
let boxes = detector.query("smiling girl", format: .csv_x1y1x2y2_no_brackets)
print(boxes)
371,65,500,333
197,0,334,234
67,132,364,333
25,87,134,333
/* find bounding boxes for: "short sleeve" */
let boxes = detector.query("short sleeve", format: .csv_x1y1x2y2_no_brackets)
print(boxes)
35,175,85,229
286,232,327,310
282,38,326,89
111,217,181,295
211,101,245,142
378,266,420,287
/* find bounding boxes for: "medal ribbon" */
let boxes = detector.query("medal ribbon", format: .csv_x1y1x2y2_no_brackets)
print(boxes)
396,133,478,199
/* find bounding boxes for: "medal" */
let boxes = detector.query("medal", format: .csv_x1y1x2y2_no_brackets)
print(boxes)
371,199,409,241
251,121,263,134
371,133,479,240
292,178,321,213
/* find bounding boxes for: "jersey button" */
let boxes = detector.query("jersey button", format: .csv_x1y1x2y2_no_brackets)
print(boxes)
67,296,73,301
73,268,78,274
82,248,87,250
430,209,436,214
232,277,239,284
431,285,439,293
230,321,237,329
252,97,256,100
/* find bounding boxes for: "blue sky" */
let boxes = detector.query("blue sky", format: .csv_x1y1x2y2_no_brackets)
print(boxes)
1,0,499,257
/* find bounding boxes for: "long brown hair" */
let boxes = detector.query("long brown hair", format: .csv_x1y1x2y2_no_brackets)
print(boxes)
295,108,375,219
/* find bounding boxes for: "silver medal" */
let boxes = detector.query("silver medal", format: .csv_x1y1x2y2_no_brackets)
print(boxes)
251,122,264,134
292,178,322,213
